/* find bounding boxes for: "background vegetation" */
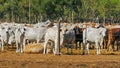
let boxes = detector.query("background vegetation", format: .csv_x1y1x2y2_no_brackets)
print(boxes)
0,0,120,23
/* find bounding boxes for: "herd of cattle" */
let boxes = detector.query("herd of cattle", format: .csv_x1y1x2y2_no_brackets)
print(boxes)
0,19,120,55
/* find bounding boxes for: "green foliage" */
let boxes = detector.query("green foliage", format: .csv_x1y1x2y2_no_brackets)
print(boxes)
0,0,119,23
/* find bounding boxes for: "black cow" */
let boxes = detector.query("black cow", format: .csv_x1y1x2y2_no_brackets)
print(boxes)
73,26,83,50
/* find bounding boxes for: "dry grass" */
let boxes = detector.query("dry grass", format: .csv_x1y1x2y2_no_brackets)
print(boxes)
1,43,120,68
1,43,120,55
23,43,43,53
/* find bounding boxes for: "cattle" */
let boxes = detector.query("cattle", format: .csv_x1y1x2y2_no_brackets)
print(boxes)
73,25,83,50
24,26,47,44
82,27,107,55
14,23,48,53
0,24,15,51
43,22,76,54
103,30,108,49
60,23,76,54
15,25,26,53
23,43,43,53
34,20,53,28
23,43,52,54
43,26,64,54
3,22,22,49
63,28,75,54
107,28,120,51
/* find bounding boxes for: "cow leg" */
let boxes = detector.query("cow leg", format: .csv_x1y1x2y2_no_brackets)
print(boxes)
81,43,83,50
54,40,58,55
37,39,40,44
98,43,101,55
21,38,25,53
79,42,81,50
11,42,14,48
52,42,55,54
116,41,119,51
107,45,109,51
5,42,9,50
105,41,108,49
76,42,78,50
37,40,39,44
103,39,107,49
81,43,85,55
100,40,103,49
70,44,73,54
66,46,69,54
7,44,9,50
107,41,110,51
96,41,100,55
86,43,90,54
118,41,120,51
20,44,23,53
99,41,103,54
50,41,55,54
16,42,19,52
98,46,101,55
76,42,81,50
0,42,1,48
1,40,4,51
23,39,26,51
43,40,48,54
111,42,115,51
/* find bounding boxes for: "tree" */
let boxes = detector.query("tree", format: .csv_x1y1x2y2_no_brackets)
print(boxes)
0,0,119,23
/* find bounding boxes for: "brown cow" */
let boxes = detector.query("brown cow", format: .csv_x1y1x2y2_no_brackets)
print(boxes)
107,28,120,51
103,29,108,49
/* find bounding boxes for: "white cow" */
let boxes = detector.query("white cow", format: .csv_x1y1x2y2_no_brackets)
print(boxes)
0,22,20,49
0,24,15,50
15,25,26,53
24,26,47,44
15,24,47,53
34,20,52,27
43,24,76,55
82,27,106,55
43,25,65,54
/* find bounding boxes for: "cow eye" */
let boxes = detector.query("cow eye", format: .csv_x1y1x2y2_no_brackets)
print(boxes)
18,28,20,31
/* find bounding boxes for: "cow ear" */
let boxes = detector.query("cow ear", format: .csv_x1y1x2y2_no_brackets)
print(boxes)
99,29,103,35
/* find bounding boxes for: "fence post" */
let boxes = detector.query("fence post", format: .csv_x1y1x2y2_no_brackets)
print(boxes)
82,24,87,55
58,18,62,55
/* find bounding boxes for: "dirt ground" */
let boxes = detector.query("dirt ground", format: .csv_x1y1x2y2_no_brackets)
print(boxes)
1,47,120,68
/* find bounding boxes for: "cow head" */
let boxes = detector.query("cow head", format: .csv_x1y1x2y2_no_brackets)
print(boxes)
17,25,26,35
60,27,68,35
1,26,10,33
8,31,15,44
99,27,107,37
